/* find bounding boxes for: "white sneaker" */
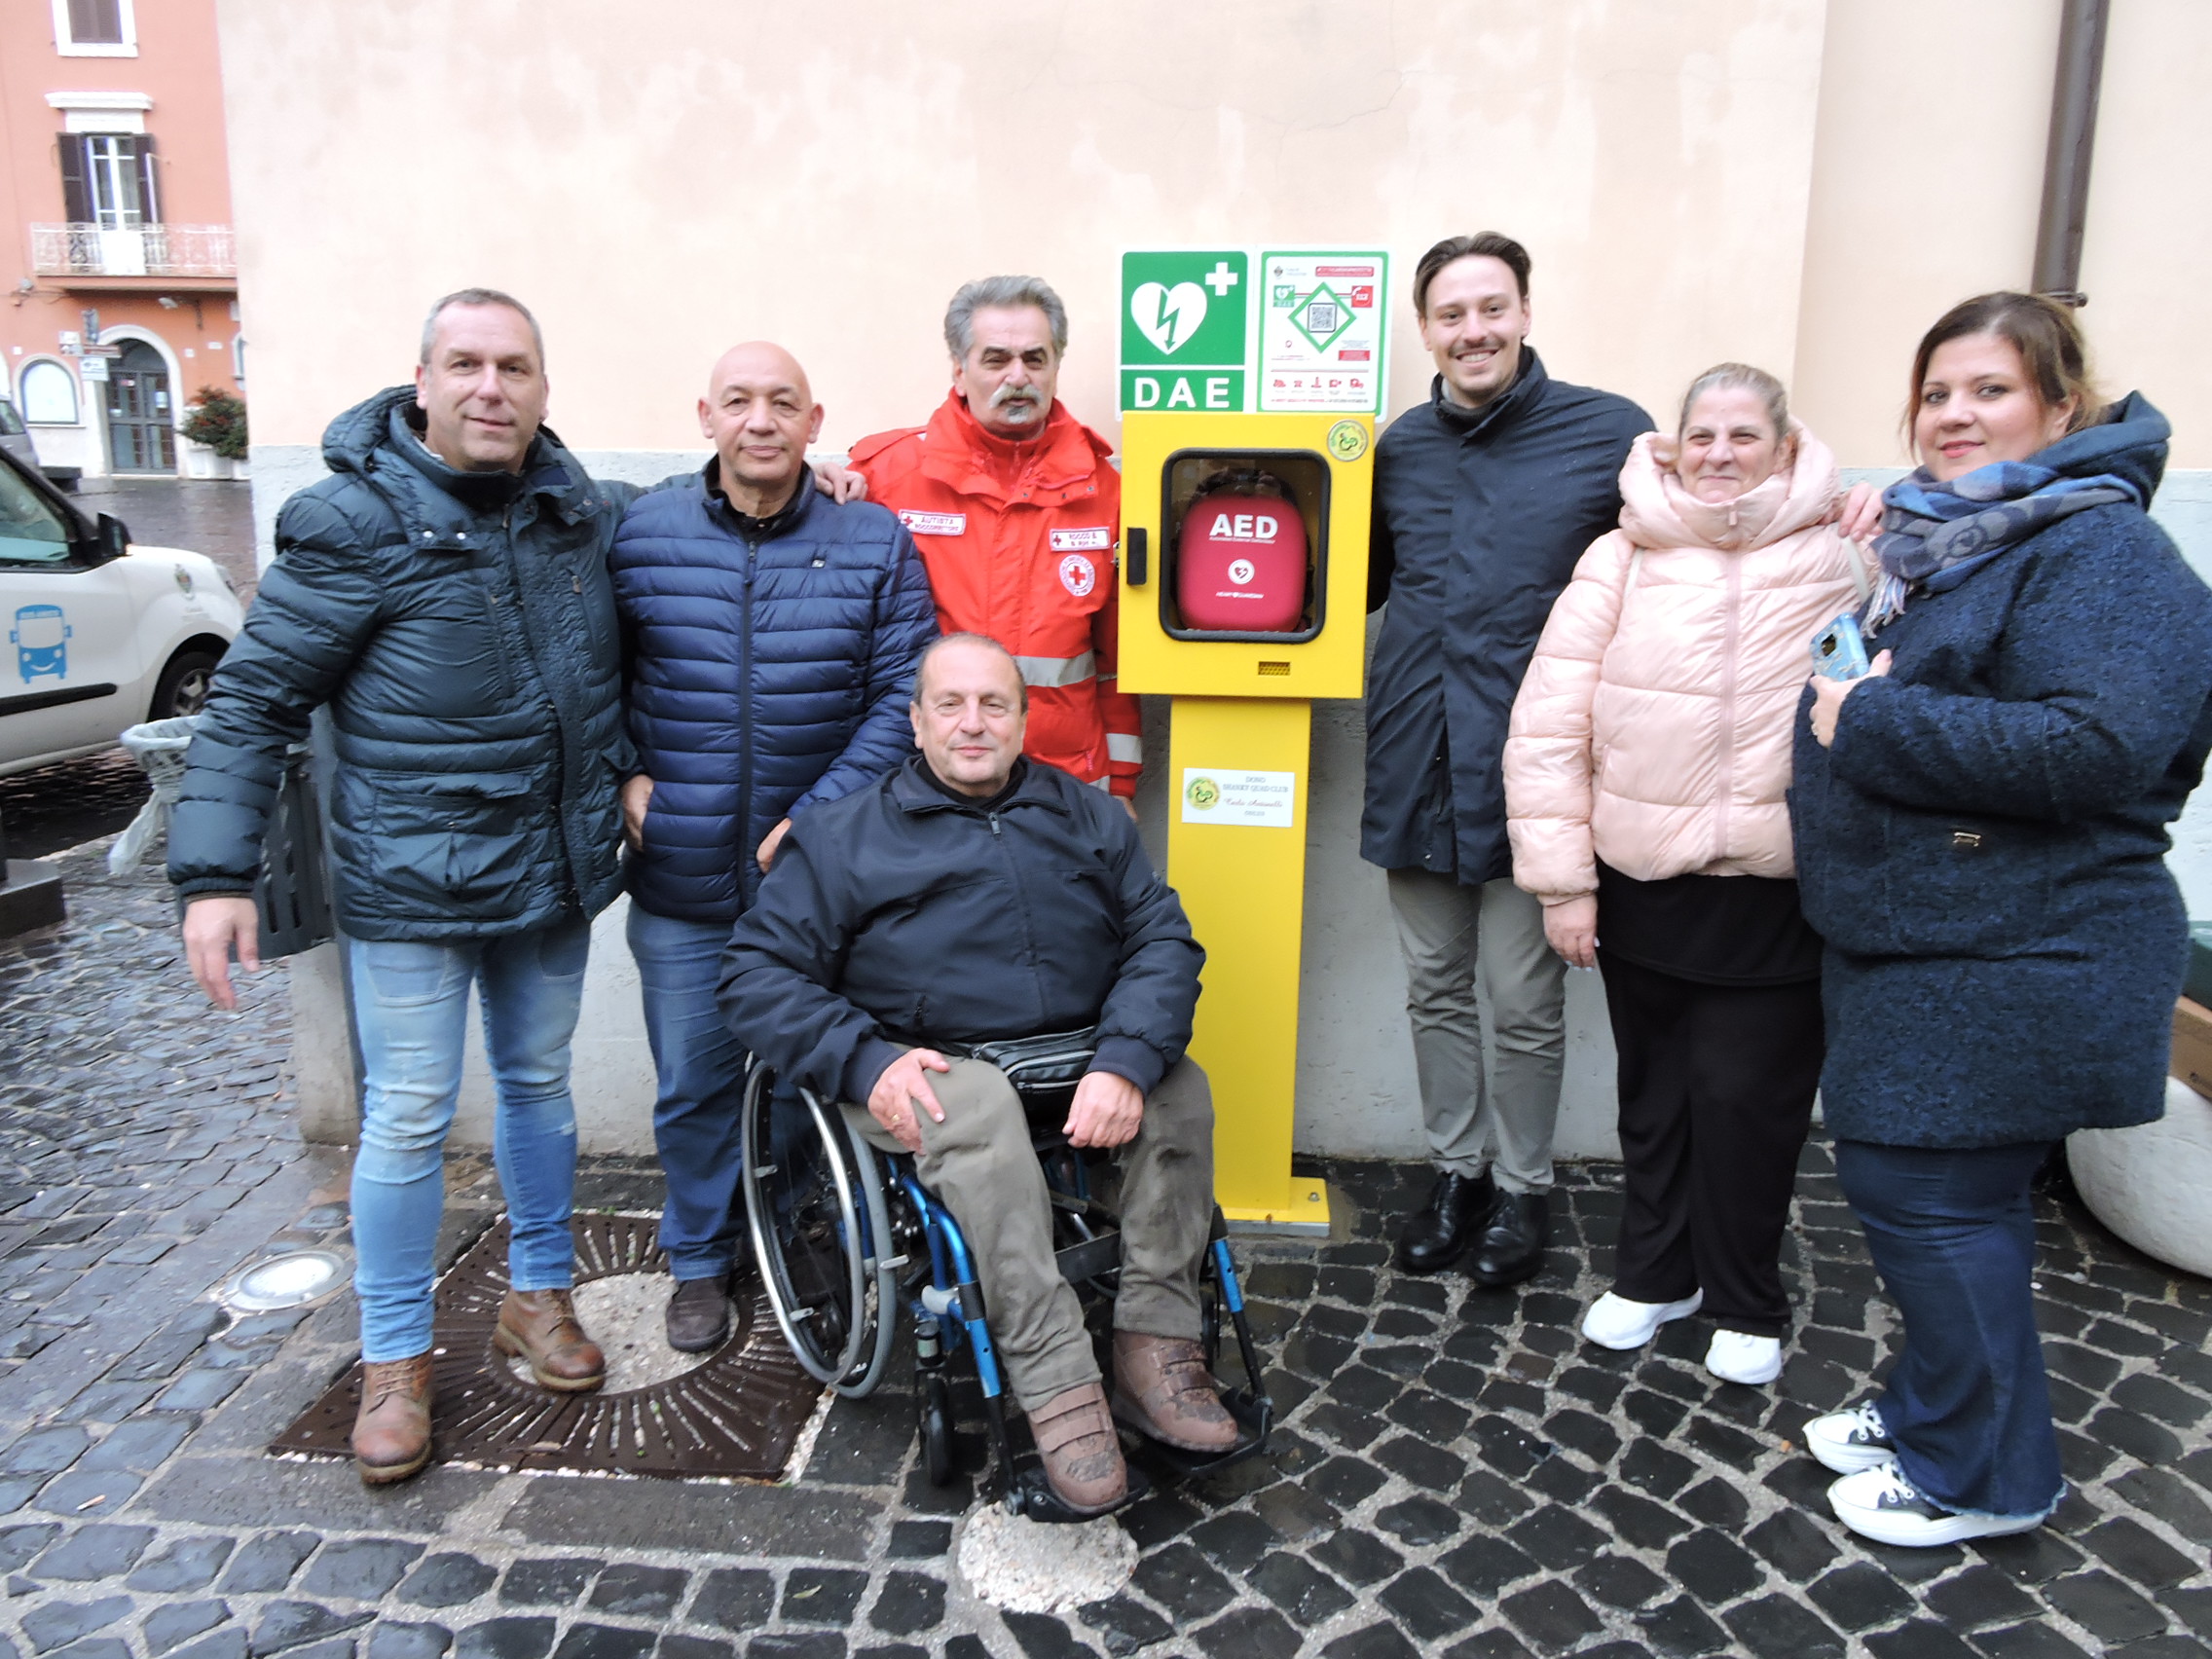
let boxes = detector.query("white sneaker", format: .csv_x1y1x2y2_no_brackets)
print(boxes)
1706,1330,1782,1385
1579,1289,1703,1350
1827,1465,2046,1548
1805,1400,1898,1473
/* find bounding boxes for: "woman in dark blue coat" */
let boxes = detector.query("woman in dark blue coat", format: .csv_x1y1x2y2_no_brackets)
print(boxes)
1788,293,2212,1548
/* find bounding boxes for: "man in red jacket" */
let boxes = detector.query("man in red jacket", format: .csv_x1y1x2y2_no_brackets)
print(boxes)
849,276,1141,809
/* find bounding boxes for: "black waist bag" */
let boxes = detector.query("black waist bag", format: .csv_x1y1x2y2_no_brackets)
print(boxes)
938,1027,1099,1120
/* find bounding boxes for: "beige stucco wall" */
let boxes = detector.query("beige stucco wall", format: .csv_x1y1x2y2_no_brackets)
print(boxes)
1793,0,2212,470
226,0,2212,1161
218,0,1829,454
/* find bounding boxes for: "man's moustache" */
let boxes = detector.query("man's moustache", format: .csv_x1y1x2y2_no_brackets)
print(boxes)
990,386,1043,410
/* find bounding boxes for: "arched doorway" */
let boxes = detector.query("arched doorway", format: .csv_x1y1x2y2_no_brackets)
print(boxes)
105,339,175,474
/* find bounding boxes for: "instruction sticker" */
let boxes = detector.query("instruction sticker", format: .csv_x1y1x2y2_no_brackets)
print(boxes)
1181,768,1297,829
1258,251,1388,415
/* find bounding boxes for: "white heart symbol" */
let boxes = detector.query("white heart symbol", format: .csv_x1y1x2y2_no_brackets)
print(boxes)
1131,281,1208,355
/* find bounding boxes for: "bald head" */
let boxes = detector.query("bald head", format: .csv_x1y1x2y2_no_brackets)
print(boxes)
697,340,825,516
708,341,810,403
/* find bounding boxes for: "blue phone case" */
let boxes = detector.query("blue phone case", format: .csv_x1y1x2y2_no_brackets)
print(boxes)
1811,612,1871,681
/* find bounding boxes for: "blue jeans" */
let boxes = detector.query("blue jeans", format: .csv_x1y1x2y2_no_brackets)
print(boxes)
626,904,750,1280
348,915,591,1363
1835,1138,2065,1519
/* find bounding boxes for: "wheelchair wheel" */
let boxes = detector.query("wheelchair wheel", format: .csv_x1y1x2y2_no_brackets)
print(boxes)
919,1370,956,1486
740,1066,900,1395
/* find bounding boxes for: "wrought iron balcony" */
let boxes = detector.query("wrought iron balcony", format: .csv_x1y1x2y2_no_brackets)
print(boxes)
29,223,235,278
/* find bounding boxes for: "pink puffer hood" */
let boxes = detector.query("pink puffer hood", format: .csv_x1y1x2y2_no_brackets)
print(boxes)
1505,423,1867,901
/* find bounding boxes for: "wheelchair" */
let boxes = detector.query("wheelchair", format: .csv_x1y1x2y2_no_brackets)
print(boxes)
739,1059,1273,1522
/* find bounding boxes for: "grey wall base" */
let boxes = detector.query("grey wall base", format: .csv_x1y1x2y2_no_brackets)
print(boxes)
288,941,359,1146
0,861,65,938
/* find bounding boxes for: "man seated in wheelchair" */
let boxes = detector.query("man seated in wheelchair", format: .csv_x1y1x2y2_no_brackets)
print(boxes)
720,631,1229,1516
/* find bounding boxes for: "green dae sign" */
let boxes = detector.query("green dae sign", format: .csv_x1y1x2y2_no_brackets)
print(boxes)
1119,250,1249,414
1120,247,1387,416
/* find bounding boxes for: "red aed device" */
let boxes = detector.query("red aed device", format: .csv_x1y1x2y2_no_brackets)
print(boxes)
1176,492,1308,633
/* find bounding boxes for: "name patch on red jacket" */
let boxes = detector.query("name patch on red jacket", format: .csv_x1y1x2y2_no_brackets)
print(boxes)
899,510,966,536
1050,527,1113,553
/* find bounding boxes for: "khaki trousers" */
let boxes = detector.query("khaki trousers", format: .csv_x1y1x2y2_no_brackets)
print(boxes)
844,1055,1216,1411
1386,868,1567,1194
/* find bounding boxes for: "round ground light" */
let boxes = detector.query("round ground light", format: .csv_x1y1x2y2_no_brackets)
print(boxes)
219,1249,350,1313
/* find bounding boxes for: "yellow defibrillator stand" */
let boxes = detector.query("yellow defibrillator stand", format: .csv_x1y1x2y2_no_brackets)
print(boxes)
1114,248,1389,1232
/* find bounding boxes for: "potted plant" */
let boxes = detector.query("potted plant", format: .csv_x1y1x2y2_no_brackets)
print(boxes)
180,385,250,480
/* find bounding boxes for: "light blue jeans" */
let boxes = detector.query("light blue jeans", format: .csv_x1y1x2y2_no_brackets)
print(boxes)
347,914,591,1362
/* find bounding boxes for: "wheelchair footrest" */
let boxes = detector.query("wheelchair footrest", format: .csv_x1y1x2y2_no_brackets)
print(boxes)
1123,1385,1274,1483
1004,1457,1153,1524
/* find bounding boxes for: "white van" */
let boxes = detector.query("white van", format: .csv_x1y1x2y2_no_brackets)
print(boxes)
1,440,242,775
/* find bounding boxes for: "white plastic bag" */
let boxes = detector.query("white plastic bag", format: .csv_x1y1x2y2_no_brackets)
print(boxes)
109,716,202,874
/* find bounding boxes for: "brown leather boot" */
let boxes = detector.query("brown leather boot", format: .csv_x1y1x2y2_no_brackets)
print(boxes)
352,1352,434,1486
1028,1382,1127,1514
494,1288,606,1392
1112,1331,1238,1453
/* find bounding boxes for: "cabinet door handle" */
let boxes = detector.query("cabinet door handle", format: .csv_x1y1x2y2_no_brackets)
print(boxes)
1127,527,1148,586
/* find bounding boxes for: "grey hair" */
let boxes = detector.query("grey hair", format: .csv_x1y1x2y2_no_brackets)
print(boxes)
944,276,1067,361
910,632,1029,711
1677,361,1788,438
420,287,545,367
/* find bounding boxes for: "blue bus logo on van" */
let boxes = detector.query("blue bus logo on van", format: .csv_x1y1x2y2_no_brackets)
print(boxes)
11,605,70,682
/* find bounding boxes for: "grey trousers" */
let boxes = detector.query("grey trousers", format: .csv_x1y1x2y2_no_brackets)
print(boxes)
1386,868,1567,1194
844,1055,1216,1411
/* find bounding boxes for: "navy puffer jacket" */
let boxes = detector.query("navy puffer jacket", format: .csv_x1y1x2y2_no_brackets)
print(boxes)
169,387,631,940
611,466,938,921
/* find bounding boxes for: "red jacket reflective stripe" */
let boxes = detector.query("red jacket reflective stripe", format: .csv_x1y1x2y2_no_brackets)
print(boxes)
850,392,1142,796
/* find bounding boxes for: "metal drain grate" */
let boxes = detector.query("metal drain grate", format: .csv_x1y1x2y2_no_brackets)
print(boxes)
271,1213,824,1479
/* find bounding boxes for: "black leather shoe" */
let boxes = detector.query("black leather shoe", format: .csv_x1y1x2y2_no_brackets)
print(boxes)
665,1272,733,1352
1394,1169,1496,1273
1470,1191,1550,1287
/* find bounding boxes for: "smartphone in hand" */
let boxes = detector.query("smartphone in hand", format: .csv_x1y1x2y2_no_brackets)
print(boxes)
1811,613,1872,681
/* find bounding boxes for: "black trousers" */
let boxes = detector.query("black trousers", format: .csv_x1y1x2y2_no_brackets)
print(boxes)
1599,952,1825,1338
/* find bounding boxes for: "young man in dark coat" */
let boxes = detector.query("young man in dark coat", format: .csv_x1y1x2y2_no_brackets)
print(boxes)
170,290,632,1484
719,633,1228,1517
1364,235,1652,1284
612,342,937,1355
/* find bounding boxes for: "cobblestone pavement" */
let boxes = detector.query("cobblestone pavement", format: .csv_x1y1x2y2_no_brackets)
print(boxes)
0,753,154,861
1,841,2209,1659
73,477,260,601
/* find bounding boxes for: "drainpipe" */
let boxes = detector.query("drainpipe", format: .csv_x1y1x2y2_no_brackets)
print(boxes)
2032,0,2110,306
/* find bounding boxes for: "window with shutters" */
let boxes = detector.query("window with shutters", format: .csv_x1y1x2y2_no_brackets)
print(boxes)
52,0,135,55
57,133,160,229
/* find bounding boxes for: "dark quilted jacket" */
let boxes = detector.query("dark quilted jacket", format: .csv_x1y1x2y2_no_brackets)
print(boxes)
168,386,633,940
720,756,1204,1104
611,465,938,921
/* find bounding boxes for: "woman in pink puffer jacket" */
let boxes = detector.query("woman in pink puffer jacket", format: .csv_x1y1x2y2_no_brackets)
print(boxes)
1504,363,1868,1387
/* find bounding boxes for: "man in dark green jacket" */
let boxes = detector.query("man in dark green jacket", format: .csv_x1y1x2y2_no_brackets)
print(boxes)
169,289,629,1485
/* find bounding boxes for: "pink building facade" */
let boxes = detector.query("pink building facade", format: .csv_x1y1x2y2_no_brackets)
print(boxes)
2,0,240,480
